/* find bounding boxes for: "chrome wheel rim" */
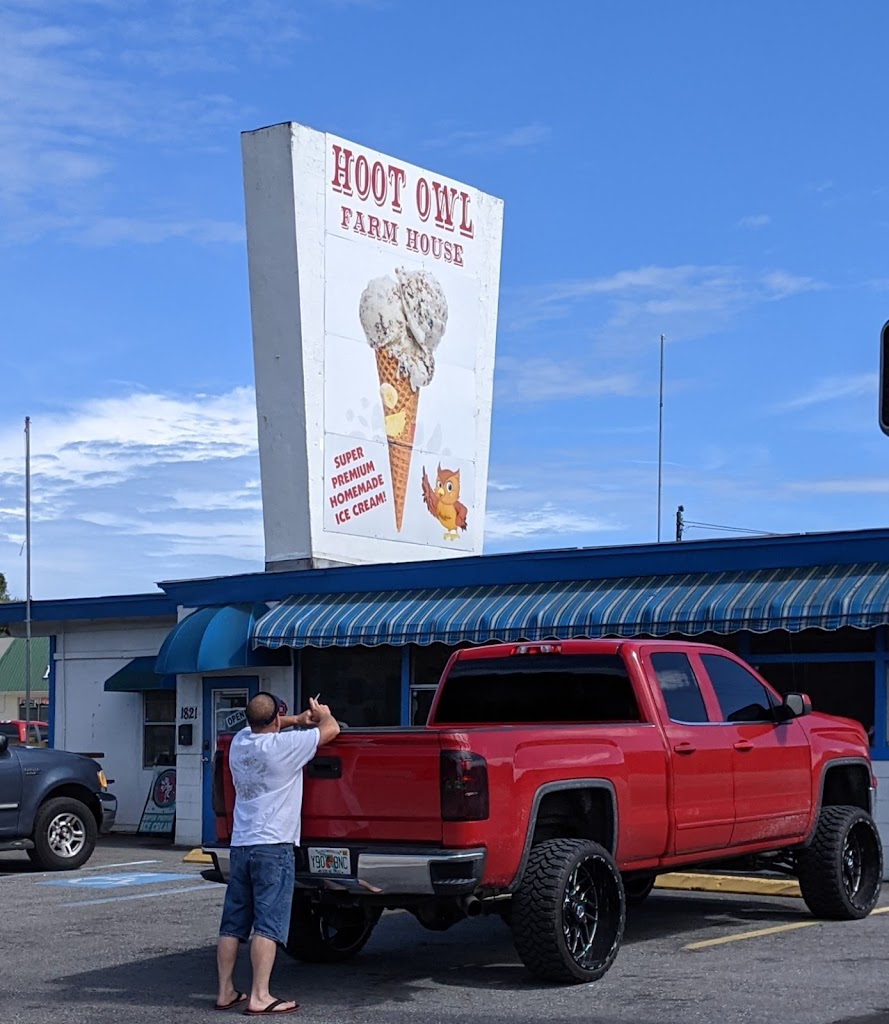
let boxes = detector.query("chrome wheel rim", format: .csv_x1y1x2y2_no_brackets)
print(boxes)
562,860,601,968
47,812,86,859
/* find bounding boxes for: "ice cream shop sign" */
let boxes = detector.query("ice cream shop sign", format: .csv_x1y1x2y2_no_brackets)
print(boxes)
242,123,504,570
331,144,474,264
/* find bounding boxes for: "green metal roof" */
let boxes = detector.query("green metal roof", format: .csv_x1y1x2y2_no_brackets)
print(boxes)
0,637,49,693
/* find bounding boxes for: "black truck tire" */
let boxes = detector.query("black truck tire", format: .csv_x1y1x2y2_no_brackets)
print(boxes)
622,871,656,906
29,797,97,871
285,897,381,963
512,838,625,984
796,805,883,920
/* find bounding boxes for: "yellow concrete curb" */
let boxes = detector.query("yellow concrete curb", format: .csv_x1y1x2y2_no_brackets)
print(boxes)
654,872,802,898
183,848,214,864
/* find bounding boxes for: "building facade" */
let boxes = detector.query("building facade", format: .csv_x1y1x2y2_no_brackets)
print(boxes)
1,528,887,876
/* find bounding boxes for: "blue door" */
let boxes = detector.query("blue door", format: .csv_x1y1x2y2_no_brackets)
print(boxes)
201,677,259,843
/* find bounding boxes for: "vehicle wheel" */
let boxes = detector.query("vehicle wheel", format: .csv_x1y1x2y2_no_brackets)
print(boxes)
512,838,625,984
622,872,656,906
29,797,97,871
285,898,381,963
797,805,883,920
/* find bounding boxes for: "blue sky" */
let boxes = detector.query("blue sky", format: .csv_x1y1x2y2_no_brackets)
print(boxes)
3,0,889,599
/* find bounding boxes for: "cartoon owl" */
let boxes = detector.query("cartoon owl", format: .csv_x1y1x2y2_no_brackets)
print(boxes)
421,464,468,541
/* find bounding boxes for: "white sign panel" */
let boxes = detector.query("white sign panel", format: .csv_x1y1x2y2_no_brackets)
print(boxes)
242,123,503,569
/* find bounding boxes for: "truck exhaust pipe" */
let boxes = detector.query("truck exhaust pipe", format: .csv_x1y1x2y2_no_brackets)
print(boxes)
460,896,483,917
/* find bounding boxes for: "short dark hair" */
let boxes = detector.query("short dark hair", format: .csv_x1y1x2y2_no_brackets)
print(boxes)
246,693,277,728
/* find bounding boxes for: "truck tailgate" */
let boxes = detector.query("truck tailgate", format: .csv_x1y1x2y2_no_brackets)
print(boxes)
301,729,444,843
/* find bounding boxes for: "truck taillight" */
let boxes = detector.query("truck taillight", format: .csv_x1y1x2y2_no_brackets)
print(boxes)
515,643,561,655
440,751,489,822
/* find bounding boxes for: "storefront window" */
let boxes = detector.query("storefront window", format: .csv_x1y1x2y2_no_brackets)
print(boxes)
18,699,49,721
144,692,176,768
411,643,461,686
410,687,437,726
754,661,875,744
748,628,876,656
658,631,746,653
410,643,490,725
300,646,401,727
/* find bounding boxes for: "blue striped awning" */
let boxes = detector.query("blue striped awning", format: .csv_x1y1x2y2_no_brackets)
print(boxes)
252,562,889,649
156,603,289,674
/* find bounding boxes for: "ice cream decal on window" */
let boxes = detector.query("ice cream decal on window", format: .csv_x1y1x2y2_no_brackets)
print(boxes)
359,268,448,531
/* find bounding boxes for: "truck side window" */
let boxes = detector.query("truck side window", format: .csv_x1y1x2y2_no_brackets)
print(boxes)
650,652,709,723
700,654,776,723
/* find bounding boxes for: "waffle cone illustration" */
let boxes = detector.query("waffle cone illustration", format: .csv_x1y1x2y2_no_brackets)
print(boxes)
375,349,420,531
359,268,448,534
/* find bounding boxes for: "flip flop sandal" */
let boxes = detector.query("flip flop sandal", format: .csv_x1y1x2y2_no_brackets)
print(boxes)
215,992,248,1011
243,1000,299,1016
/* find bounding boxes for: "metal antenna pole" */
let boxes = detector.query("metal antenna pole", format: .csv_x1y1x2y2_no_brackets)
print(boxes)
24,417,32,739
657,334,665,542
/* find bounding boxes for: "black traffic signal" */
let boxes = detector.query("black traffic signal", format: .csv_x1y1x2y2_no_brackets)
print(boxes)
881,321,889,436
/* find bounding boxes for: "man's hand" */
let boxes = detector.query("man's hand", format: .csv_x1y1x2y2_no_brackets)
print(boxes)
289,709,316,728
308,697,333,722
308,697,340,746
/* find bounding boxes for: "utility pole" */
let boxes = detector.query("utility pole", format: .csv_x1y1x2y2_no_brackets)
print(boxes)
24,417,32,738
657,334,665,542
676,504,684,542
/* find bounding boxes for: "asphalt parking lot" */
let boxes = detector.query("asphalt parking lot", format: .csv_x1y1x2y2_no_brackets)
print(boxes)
2,836,888,1024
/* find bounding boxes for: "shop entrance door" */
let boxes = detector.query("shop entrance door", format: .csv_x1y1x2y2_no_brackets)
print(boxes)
201,677,259,843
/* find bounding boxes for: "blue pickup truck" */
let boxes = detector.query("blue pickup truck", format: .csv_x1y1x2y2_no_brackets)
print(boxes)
0,732,117,870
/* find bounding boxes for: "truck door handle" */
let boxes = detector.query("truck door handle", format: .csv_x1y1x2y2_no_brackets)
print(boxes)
308,756,342,779
673,742,696,755
734,740,754,752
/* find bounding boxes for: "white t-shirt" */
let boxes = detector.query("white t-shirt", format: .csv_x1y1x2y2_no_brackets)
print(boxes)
229,727,320,847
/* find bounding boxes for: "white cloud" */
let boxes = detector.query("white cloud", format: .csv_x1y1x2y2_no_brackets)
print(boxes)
785,477,889,495
424,122,550,155
72,216,244,246
0,3,306,243
772,374,876,412
503,264,828,354
484,502,620,541
761,271,825,301
738,214,771,229
0,388,263,597
495,358,640,402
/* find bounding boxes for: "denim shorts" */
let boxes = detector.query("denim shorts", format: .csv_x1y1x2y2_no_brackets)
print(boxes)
219,843,295,946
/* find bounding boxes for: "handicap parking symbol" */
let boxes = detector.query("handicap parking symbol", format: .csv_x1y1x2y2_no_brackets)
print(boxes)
39,872,194,889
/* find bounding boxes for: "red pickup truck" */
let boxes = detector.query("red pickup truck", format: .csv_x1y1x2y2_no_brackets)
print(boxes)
207,639,883,984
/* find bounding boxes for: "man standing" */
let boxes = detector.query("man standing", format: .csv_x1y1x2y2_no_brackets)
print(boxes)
215,693,340,1015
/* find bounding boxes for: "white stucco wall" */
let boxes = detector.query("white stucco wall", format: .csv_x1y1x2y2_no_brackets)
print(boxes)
52,620,175,830
1,693,20,718
38,613,296,846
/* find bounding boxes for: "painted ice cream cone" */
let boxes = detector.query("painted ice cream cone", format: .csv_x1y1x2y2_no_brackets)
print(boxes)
375,350,419,531
359,269,447,533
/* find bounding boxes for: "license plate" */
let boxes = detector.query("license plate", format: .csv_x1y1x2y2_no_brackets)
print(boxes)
307,847,351,875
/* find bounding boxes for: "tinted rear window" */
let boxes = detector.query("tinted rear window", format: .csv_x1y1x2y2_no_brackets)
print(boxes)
432,653,641,724
0,723,20,738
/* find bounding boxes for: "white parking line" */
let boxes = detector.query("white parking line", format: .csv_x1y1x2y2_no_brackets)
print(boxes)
65,883,212,907
0,858,162,880
81,859,160,871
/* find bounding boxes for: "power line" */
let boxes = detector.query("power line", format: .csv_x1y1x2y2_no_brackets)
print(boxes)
675,505,782,541
684,520,782,535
